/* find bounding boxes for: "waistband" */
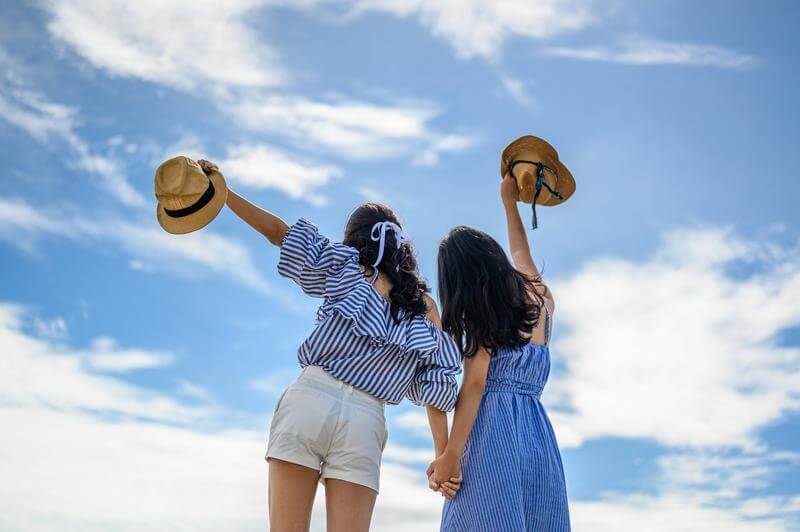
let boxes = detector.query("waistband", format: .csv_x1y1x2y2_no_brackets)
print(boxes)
485,378,543,399
297,365,385,411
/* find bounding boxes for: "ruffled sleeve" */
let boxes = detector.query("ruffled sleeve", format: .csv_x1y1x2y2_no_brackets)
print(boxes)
277,218,362,298
405,328,462,411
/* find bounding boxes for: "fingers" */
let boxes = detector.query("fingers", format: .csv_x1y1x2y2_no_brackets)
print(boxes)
197,159,219,175
439,485,457,500
428,472,440,491
442,481,460,491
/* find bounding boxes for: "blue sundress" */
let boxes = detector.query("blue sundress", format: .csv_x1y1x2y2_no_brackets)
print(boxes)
440,306,570,531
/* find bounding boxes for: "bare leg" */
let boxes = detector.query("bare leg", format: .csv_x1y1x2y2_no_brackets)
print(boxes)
268,458,320,532
325,478,378,532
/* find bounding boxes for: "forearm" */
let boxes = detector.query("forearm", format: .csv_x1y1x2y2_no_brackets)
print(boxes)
226,188,288,246
443,380,485,456
503,200,539,276
426,405,449,457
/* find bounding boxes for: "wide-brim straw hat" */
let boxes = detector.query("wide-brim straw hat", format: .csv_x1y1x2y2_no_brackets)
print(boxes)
155,156,228,235
500,135,576,206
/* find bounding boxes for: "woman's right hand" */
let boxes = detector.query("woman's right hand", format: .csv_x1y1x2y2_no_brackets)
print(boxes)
500,173,519,206
197,159,219,175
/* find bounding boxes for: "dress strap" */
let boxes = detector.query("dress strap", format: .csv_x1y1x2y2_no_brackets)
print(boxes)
543,302,552,346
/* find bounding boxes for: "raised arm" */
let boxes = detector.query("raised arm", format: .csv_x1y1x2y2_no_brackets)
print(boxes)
198,159,288,246
500,174,540,279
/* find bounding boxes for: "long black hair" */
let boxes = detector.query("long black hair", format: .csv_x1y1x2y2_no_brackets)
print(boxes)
343,203,429,321
437,226,542,357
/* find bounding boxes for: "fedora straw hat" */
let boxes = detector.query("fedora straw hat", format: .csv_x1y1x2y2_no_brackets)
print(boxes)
155,156,228,234
500,135,576,228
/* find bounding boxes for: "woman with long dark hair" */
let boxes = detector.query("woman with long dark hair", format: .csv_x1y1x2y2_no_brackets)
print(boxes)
428,173,570,531
194,160,462,532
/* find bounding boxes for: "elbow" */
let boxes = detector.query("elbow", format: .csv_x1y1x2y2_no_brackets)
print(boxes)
265,223,289,246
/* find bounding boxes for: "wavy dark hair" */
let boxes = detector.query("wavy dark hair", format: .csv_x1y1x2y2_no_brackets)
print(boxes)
343,203,429,321
437,226,542,357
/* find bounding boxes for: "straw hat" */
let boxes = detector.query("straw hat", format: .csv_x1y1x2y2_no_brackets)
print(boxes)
155,156,227,234
500,135,576,207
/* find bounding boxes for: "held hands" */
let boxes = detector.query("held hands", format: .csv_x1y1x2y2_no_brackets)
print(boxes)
500,173,519,206
427,450,463,501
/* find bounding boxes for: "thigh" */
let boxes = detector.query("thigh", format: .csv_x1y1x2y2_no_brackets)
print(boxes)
268,458,320,532
325,478,378,532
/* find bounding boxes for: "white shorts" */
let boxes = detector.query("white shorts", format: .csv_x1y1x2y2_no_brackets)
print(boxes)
266,365,388,493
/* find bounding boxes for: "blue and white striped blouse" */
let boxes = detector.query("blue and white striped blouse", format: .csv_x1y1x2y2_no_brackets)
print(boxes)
278,218,461,411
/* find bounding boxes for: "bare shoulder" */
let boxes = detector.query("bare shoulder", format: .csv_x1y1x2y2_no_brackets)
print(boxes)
529,279,555,315
423,294,442,328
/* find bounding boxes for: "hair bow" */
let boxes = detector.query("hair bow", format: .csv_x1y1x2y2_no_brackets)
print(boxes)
370,221,407,269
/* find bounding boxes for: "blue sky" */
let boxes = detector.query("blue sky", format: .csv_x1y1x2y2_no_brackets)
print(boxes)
1,0,799,530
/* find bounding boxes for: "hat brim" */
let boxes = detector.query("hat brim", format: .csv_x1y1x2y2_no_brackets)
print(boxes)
156,170,228,235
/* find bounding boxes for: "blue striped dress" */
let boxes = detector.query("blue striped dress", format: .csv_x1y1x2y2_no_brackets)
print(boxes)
277,218,461,411
441,307,570,531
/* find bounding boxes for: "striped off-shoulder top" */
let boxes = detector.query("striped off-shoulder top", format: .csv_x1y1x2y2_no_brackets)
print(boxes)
277,218,461,411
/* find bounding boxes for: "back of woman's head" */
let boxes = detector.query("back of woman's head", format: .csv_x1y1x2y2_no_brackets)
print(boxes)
343,203,429,321
437,226,541,357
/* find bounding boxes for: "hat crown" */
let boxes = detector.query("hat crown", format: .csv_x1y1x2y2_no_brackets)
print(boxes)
154,156,210,211
502,135,559,168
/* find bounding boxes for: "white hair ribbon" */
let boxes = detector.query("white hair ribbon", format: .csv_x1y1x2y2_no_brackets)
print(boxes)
370,221,407,268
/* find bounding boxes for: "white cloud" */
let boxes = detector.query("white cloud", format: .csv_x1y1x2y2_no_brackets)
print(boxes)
659,449,800,500
32,316,68,340
546,35,757,69
570,493,789,532
548,226,800,449
44,0,286,90
0,87,146,207
0,301,447,531
0,197,275,297
221,144,342,205
346,0,599,59
84,336,175,372
227,94,477,161
0,258,800,532
0,304,206,423
412,133,479,166
176,379,213,402
498,74,534,108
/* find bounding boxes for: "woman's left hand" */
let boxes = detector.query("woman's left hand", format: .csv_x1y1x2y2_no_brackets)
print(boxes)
500,173,519,205
437,473,462,500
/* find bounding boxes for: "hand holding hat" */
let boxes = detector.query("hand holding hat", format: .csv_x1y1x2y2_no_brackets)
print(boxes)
155,156,228,234
500,135,576,229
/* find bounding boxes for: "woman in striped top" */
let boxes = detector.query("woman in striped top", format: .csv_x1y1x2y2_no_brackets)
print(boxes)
428,173,570,531
198,159,461,532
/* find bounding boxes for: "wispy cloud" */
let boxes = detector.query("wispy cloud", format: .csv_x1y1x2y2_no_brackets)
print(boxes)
83,336,175,373
44,0,286,90
0,86,146,207
227,94,477,162
344,0,600,59
221,144,342,205
546,35,757,69
0,197,276,297
498,74,534,108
